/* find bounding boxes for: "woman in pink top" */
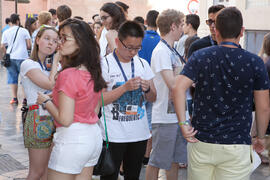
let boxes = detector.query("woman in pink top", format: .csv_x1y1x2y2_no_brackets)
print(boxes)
37,18,107,180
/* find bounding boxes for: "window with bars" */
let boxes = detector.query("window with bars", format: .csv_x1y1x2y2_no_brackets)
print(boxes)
213,0,234,6
245,30,270,55
214,0,229,3
246,0,270,9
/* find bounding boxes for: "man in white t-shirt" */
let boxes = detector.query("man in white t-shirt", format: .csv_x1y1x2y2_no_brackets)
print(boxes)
1,14,31,104
145,9,187,180
100,21,156,180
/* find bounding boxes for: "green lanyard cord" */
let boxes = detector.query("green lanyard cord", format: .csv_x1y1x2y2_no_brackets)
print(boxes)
101,92,109,148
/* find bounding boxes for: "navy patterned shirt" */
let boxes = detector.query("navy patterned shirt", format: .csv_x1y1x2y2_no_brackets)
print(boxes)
181,45,270,145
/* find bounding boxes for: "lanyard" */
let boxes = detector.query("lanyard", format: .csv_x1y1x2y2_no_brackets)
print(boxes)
113,50,134,82
38,54,55,71
209,35,216,46
38,59,49,71
219,41,241,48
161,39,186,64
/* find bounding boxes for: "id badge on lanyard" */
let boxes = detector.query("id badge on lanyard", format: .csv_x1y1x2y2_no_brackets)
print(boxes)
113,50,139,115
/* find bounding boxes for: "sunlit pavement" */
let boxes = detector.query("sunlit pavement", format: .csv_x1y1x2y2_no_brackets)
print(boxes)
0,66,269,180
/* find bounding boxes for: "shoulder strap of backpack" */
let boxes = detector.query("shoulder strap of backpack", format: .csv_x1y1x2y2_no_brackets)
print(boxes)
105,55,109,73
9,27,20,54
137,56,145,69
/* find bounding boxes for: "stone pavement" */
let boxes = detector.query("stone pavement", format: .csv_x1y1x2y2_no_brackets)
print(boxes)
0,65,270,180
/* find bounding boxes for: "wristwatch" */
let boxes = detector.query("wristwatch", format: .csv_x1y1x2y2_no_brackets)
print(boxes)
144,86,151,93
41,98,52,110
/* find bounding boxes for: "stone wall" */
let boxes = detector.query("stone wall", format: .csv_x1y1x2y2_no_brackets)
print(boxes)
1,0,152,27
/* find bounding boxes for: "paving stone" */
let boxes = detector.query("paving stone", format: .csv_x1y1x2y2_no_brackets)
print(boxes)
0,154,26,175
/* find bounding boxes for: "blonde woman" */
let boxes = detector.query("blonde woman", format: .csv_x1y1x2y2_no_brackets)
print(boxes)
259,33,270,63
20,26,59,180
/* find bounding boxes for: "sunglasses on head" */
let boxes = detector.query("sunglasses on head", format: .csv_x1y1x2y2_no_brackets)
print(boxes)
39,24,57,31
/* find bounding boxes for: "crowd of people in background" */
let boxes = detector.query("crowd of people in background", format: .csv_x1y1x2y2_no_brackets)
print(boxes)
0,1,270,180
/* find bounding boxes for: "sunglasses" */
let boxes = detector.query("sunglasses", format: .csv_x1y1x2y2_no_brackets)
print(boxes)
206,19,215,26
39,24,57,31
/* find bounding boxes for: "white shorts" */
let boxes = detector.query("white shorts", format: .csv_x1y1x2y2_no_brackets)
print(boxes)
48,123,102,174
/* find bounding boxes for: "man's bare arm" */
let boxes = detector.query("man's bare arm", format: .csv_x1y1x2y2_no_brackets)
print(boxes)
254,89,270,138
0,44,7,55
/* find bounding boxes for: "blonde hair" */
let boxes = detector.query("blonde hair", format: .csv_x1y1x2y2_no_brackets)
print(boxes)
259,32,270,58
157,9,184,36
30,26,58,62
38,11,52,25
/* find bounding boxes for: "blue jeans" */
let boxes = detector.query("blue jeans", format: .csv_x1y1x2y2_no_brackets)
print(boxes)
145,102,152,131
7,59,24,84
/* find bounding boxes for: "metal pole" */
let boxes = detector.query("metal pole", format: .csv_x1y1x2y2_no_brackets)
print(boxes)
15,0,18,13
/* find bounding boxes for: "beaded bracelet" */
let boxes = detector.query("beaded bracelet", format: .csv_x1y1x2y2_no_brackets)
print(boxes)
179,120,190,126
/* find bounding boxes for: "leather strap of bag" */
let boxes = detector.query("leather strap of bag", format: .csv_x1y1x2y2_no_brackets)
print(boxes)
101,92,109,148
8,27,20,54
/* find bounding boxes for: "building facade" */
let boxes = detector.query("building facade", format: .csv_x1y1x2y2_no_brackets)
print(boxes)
198,0,270,54
1,0,152,30
1,0,269,54
1,0,199,33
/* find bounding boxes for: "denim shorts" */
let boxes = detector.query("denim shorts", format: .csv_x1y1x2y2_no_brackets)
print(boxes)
145,102,152,131
7,59,24,84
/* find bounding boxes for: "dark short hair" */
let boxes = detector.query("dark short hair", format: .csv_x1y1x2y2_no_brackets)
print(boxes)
57,5,72,22
25,17,37,33
146,10,159,27
118,21,144,41
5,18,11,24
208,4,225,14
74,16,83,20
10,14,20,24
133,16,144,24
59,18,107,92
100,2,126,30
115,1,129,13
49,8,56,15
215,7,243,39
185,14,200,31
92,14,99,20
